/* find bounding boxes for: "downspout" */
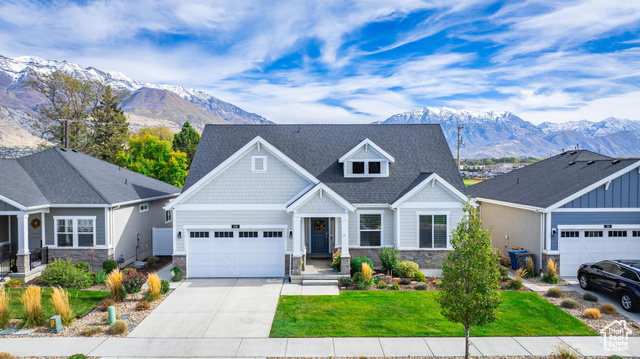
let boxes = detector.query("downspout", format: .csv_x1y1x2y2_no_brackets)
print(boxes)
110,205,120,260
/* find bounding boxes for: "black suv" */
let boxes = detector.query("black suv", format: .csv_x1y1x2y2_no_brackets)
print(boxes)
577,259,640,312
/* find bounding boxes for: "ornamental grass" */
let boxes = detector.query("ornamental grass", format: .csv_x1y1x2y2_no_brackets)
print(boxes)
21,286,43,328
146,272,161,302
51,286,73,325
106,269,126,301
0,289,9,328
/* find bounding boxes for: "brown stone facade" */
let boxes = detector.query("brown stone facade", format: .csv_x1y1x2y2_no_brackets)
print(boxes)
47,248,113,272
291,255,303,275
542,253,561,275
340,255,351,275
16,254,30,273
349,248,449,269
172,255,186,277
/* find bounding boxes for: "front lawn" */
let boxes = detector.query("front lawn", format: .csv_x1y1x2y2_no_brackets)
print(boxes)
7,288,109,320
270,291,596,337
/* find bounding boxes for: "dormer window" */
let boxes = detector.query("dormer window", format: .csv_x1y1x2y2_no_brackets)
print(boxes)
339,138,394,178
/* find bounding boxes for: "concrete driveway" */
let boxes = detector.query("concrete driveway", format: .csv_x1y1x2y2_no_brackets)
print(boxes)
129,278,283,338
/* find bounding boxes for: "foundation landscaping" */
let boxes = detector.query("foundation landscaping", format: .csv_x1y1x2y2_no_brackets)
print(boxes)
0,257,171,337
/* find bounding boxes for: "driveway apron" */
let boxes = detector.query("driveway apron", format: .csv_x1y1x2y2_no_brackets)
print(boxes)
128,278,283,338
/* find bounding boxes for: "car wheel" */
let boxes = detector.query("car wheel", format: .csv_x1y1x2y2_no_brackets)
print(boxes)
619,292,636,312
578,274,590,290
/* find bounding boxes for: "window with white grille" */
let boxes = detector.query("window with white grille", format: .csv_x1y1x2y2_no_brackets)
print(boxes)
239,231,258,238
214,231,234,238
263,231,283,238
608,230,628,237
560,231,579,238
190,231,210,238
584,231,603,237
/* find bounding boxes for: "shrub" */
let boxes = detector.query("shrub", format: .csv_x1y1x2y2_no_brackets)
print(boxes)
524,256,535,278
102,259,117,274
94,270,107,285
506,279,523,290
136,300,151,311
98,298,115,312
561,298,579,309
146,273,161,302
378,247,400,274
74,262,91,272
122,267,134,276
498,265,509,281
542,258,559,284
433,279,442,288
68,354,87,359
350,256,373,276
339,277,353,286
80,326,103,336
376,284,386,289
0,289,9,328
413,270,426,282
599,303,617,315
123,269,147,294
415,283,428,290
396,260,419,278
21,285,42,328
391,282,400,290
146,256,159,265
399,277,411,285
355,280,371,290
354,263,374,290
550,342,579,359
170,267,182,282
583,292,598,302
546,287,564,298
361,263,373,282
108,320,127,334
331,253,341,270
608,356,625,359
160,280,170,295
51,287,73,325
0,353,14,359
106,269,126,301
40,259,93,289
583,308,602,319
4,278,24,288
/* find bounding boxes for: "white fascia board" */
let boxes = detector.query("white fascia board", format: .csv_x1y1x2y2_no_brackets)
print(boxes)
49,204,109,208
166,136,320,210
545,160,640,212
286,183,355,212
352,203,391,208
112,194,180,208
474,197,546,212
338,138,395,163
175,204,286,211
0,194,28,211
285,183,316,207
391,173,467,208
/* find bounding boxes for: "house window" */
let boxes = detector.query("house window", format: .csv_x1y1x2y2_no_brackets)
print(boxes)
165,209,172,223
633,231,640,237
239,231,258,238
252,156,267,172
263,231,283,238
608,230,628,237
55,217,96,247
419,214,448,248
368,161,381,174
584,231,603,237
352,162,365,174
190,231,210,238
214,231,234,238
359,212,382,246
560,231,579,238
139,203,149,213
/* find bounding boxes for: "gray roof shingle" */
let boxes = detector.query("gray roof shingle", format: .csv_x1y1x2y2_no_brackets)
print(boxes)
185,124,465,204
467,150,640,208
0,148,180,208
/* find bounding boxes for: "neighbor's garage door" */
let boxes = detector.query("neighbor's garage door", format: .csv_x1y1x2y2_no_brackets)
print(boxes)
559,228,640,276
187,229,285,278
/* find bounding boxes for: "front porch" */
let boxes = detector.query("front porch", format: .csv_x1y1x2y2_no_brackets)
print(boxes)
0,211,50,281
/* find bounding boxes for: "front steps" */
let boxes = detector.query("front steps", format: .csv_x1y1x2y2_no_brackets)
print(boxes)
290,273,347,284
302,279,338,286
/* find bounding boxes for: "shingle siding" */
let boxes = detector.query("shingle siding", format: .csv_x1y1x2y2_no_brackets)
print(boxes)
561,168,640,208
406,181,461,203
348,146,388,161
550,211,640,250
296,192,347,214
349,208,395,247
183,147,312,205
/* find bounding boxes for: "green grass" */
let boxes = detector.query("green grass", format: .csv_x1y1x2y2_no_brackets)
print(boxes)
7,288,108,320
463,178,482,187
270,291,596,337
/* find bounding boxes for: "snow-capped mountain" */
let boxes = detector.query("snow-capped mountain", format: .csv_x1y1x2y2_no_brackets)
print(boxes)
382,107,640,158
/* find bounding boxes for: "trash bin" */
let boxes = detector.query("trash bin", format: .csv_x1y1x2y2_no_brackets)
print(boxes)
515,252,536,273
507,249,527,270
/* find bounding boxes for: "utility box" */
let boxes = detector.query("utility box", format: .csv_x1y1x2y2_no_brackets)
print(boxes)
49,315,64,333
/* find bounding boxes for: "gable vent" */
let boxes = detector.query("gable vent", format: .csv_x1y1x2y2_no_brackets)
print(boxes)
587,160,595,165
611,159,621,165
568,161,576,166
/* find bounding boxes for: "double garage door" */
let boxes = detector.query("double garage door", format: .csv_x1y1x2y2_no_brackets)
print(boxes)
187,228,285,278
559,228,640,275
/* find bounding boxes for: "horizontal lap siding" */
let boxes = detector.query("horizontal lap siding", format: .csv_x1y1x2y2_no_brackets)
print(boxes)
183,147,312,204
349,208,395,247
550,211,640,250
174,210,293,253
0,200,19,211
478,202,542,256
44,208,105,247
398,207,464,248
562,168,640,208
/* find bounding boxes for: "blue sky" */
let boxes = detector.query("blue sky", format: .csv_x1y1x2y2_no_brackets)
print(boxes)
1,0,640,124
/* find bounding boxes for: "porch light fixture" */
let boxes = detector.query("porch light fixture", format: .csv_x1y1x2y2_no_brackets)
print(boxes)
177,231,182,239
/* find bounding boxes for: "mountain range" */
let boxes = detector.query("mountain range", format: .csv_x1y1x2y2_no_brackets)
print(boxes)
1,55,639,158
0,55,270,148
381,107,640,158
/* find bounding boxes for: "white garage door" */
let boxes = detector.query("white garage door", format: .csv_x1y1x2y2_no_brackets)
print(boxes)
559,228,640,276
187,228,285,278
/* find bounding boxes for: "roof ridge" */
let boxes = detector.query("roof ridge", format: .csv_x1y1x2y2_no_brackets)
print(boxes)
53,149,111,205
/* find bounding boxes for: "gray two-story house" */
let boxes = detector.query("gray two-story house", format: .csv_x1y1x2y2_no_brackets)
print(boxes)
166,124,468,280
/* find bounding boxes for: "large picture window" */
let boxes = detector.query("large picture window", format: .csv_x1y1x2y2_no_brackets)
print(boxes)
359,212,382,246
55,217,96,248
419,214,448,249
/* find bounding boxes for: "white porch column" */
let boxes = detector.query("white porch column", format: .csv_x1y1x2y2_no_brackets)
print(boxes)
340,214,349,257
17,213,29,255
41,212,46,248
293,215,302,257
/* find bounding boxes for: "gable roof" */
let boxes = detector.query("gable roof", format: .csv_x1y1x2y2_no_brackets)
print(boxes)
468,150,640,209
184,124,465,204
338,138,395,163
0,148,180,209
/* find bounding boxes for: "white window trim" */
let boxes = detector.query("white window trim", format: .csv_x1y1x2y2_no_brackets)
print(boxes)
415,211,450,250
52,216,100,248
251,155,267,173
344,160,389,178
139,203,149,213
165,208,172,224
357,210,384,247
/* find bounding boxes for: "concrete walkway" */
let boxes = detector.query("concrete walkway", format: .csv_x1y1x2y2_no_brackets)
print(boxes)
1,336,638,357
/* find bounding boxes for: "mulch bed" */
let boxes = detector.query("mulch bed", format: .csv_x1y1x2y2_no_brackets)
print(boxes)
136,256,172,275
526,276,569,287
541,290,640,337
339,274,531,292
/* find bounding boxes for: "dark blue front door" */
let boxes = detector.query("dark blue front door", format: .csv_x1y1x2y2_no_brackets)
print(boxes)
311,218,329,254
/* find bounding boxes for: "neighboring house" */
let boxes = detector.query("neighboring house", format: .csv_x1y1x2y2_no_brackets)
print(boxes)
166,124,467,279
468,150,640,276
0,148,180,280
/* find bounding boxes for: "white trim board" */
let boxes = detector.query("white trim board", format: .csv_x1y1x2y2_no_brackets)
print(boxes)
287,183,355,212
474,197,545,212
391,173,467,208
338,138,395,163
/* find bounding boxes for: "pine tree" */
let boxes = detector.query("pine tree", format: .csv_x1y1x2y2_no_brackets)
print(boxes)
172,121,200,167
86,86,129,163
